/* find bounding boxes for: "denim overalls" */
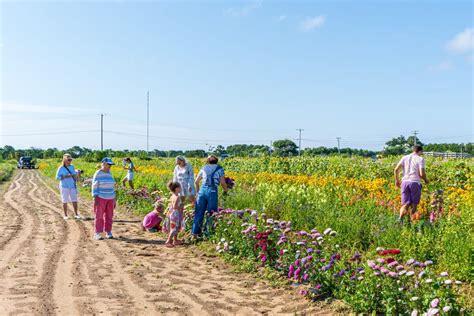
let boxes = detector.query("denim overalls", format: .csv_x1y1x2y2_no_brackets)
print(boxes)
192,165,222,235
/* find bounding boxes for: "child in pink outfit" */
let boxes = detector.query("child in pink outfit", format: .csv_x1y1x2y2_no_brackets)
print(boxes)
142,202,164,232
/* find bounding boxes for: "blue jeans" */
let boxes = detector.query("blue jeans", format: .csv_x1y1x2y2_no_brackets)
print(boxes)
192,186,218,235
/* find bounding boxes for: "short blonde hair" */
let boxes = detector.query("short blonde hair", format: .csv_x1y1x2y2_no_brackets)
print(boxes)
62,153,72,166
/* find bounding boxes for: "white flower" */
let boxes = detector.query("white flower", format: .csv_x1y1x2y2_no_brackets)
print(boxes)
410,296,419,301
229,246,233,250
440,272,449,277
444,279,452,285
398,287,404,291
427,308,439,316
359,270,365,274
323,228,332,235
358,276,364,281
418,271,426,278
411,309,418,316
406,271,415,276
425,278,433,283
216,245,221,251
316,236,324,241
442,306,451,312
329,230,337,236
220,238,226,242
455,280,462,285
376,247,385,252
399,270,407,276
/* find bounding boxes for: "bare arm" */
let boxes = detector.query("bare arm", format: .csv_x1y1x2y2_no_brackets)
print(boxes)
419,167,429,184
194,175,202,193
220,176,228,193
394,162,403,188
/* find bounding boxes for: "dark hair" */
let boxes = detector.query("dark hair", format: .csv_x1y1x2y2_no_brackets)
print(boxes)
413,145,423,153
207,155,218,164
125,157,132,162
168,181,181,192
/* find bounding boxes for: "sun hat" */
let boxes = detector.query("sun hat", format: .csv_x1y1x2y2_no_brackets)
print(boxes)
101,157,115,165
176,156,186,163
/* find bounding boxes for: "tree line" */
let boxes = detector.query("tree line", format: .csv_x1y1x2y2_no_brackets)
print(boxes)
1,136,472,161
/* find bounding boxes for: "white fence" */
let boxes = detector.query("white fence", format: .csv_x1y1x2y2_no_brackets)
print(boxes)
424,151,471,159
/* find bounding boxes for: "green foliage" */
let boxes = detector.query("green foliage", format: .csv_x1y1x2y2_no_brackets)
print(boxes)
272,139,298,157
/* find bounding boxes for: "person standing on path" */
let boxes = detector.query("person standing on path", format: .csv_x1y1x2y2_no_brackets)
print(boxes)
394,145,429,222
121,157,136,189
92,157,116,240
172,156,196,205
192,155,228,237
55,153,82,220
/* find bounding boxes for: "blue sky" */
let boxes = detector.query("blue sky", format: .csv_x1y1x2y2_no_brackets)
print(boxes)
1,0,473,151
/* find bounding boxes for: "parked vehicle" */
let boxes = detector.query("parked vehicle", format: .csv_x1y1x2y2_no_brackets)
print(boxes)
17,157,35,169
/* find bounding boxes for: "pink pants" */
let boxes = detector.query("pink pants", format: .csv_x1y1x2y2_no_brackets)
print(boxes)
94,197,114,233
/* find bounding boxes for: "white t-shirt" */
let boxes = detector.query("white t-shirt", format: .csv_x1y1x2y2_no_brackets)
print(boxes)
399,153,425,183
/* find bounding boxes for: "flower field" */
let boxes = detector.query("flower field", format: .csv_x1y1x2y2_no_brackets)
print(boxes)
38,156,473,314
0,162,15,183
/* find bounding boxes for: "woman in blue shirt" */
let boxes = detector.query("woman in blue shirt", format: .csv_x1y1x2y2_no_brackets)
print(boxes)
55,153,81,220
192,155,228,237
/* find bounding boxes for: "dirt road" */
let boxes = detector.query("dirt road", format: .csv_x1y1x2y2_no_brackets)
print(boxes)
0,170,329,315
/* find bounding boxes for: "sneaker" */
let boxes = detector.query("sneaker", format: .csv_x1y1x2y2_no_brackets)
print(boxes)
63,216,69,220
105,232,114,239
74,214,82,220
94,233,103,240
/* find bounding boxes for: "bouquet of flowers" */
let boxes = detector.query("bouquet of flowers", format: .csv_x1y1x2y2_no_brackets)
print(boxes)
225,177,235,190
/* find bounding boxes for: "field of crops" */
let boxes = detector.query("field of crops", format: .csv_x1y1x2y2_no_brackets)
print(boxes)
0,162,15,183
38,156,473,314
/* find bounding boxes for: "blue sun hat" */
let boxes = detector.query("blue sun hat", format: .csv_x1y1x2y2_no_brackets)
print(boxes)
101,157,114,165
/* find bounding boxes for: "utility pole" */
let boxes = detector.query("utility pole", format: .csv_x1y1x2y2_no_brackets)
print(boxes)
269,140,273,157
296,129,304,156
147,91,150,152
413,130,419,146
100,113,104,150
336,137,341,154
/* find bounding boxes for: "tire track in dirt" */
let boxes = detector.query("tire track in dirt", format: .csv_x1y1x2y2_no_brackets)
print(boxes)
32,171,153,314
0,172,24,251
0,171,52,314
27,170,333,315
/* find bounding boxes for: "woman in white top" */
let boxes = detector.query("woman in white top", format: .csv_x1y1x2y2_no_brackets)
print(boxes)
172,156,196,204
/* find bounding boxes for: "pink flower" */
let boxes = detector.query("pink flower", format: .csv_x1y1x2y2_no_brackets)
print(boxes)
261,255,267,263
294,267,301,280
288,264,295,278
367,261,376,269
303,273,309,281
431,298,439,308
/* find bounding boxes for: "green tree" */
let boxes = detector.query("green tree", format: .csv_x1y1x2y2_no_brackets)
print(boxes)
272,139,298,157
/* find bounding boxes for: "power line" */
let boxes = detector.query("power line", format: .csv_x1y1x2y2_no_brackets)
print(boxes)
0,130,99,137
146,91,150,152
296,129,304,156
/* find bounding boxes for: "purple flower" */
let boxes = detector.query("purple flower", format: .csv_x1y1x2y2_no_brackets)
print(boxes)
295,259,301,267
306,248,313,253
261,255,267,263
387,261,398,268
424,260,433,265
376,258,385,264
303,273,309,281
396,265,404,271
294,267,301,280
406,259,415,265
373,272,381,276
388,272,398,278
288,264,295,278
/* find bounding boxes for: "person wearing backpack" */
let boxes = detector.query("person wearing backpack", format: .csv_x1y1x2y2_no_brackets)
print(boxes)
192,155,228,237
55,153,81,220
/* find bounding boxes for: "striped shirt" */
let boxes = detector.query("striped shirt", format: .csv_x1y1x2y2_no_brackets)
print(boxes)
92,170,116,199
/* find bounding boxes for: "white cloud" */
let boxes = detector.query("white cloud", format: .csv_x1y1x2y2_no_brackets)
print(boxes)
446,28,474,54
429,60,453,72
300,15,325,32
276,15,286,22
224,1,262,17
